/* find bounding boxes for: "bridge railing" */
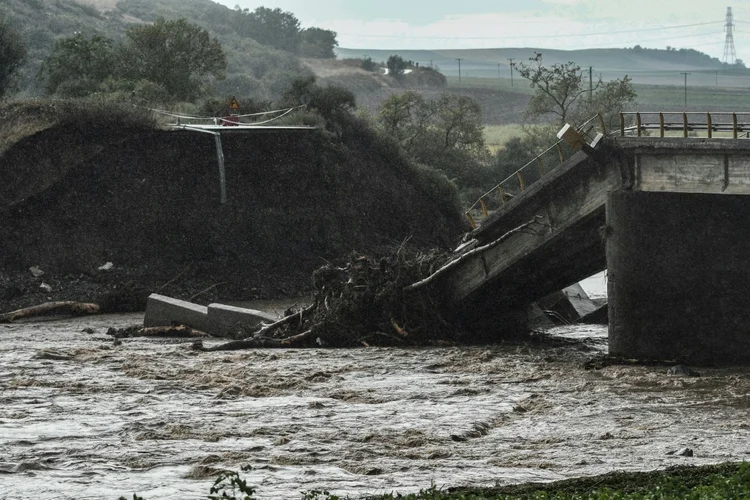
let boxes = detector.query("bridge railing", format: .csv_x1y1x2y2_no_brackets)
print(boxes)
619,111,750,138
147,105,306,128
465,114,605,229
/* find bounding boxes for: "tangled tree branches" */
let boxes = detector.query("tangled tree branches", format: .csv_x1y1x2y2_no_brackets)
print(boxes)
196,248,464,351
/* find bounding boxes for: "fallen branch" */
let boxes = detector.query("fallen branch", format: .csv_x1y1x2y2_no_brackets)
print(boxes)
0,301,100,323
240,303,316,339
403,217,542,293
188,282,225,302
158,262,193,291
107,325,210,339
194,329,314,351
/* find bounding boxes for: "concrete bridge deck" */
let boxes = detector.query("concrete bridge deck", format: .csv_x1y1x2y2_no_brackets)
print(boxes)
435,134,750,363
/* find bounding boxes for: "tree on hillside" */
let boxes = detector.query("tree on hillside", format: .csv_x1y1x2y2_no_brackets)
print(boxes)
38,33,115,97
378,91,432,149
0,16,27,99
517,52,598,126
378,91,490,188
572,76,637,133
433,94,484,153
282,75,355,132
121,18,226,102
298,27,338,58
233,7,301,53
518,52,637,130
386,55,409,78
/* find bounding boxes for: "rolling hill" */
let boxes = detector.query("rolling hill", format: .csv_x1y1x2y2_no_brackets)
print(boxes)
337,46,748,88
4,0,749,98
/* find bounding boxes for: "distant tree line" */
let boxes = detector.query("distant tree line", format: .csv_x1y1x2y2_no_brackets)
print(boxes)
630,44,746,69
231,6,338,58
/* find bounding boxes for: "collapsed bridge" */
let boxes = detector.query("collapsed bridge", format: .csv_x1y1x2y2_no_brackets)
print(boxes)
429,112,750,364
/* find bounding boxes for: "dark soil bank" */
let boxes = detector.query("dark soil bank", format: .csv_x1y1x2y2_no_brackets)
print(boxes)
0,118,466,312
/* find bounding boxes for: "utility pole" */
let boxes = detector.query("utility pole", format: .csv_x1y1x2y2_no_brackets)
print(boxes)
681,72,690,108
456,58,463,83
589,66,593,101
508,58,515,87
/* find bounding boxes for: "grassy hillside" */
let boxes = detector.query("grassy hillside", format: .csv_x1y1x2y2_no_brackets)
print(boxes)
2,0,313,99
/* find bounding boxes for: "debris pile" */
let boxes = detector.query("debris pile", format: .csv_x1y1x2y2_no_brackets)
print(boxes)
195,249,463,351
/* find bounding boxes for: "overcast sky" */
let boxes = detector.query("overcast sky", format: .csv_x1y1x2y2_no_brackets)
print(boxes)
211,0,750,63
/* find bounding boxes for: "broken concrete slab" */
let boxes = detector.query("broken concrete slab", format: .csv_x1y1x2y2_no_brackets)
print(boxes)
207,303,277,336
526,303,555,329
537,283,599,324
578,303,608,324
144,293,211,332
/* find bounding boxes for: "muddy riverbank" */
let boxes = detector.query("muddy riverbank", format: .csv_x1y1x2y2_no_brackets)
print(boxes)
1,313,749,499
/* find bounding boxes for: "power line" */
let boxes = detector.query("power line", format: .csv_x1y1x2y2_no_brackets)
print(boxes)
337,20,723,41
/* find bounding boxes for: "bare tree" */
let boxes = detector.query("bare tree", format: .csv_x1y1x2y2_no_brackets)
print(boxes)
517,52,599,126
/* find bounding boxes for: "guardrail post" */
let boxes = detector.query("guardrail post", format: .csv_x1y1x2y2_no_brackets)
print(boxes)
597,113,606,134
479,199,488,218
636,112,642,137
556,143,564,164
683,112,688,138
620,113,625,137
733,113,739,139
516,171,526,191
707,112,713,138
659,112,665,138
498,185,507,205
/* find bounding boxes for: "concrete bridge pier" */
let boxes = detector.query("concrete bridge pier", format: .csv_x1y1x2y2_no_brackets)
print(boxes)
606,190,750,364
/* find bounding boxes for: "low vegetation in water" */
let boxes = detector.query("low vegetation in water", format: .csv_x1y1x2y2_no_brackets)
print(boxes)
118,462,750,499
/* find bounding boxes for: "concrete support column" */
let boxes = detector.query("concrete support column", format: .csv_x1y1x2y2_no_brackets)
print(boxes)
606,190,750,364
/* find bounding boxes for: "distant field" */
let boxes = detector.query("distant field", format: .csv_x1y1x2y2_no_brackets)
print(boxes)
484,124,526,152
633,83,750,110
446,76,534,95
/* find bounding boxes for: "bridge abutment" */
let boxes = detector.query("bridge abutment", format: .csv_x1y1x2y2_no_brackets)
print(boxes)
606,190,750,364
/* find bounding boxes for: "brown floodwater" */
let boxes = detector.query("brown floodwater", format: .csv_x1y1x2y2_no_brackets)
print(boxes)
1,310,749,499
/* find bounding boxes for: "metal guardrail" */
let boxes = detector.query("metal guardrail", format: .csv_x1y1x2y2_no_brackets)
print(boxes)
619,112,750,139
146,105,307,128
465,114,605,229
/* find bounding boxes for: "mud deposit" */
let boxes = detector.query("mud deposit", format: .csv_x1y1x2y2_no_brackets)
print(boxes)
1,315,749,499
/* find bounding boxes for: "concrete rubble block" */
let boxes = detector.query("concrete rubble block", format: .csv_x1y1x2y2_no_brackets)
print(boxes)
537,283,598,324
143,293,210,332
207,303,277,336
578,303,608,325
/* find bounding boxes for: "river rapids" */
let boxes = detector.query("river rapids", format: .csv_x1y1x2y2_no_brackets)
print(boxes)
1,297,749,498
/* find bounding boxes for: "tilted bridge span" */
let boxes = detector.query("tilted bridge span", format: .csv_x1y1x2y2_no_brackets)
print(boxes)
427,112,750,364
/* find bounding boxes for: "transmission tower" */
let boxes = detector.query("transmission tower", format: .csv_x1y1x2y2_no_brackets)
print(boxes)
723,6,737,65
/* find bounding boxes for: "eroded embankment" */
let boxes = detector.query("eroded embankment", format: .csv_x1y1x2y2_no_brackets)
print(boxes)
0,106,466,311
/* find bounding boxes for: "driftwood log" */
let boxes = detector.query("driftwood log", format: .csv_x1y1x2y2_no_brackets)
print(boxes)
193,329,314,351
107,325,211,339
0,301,100,323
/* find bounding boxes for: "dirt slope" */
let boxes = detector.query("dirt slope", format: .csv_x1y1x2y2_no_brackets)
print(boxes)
0,108,467,311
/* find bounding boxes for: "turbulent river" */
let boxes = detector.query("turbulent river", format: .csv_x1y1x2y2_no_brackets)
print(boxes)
2,282,750,499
